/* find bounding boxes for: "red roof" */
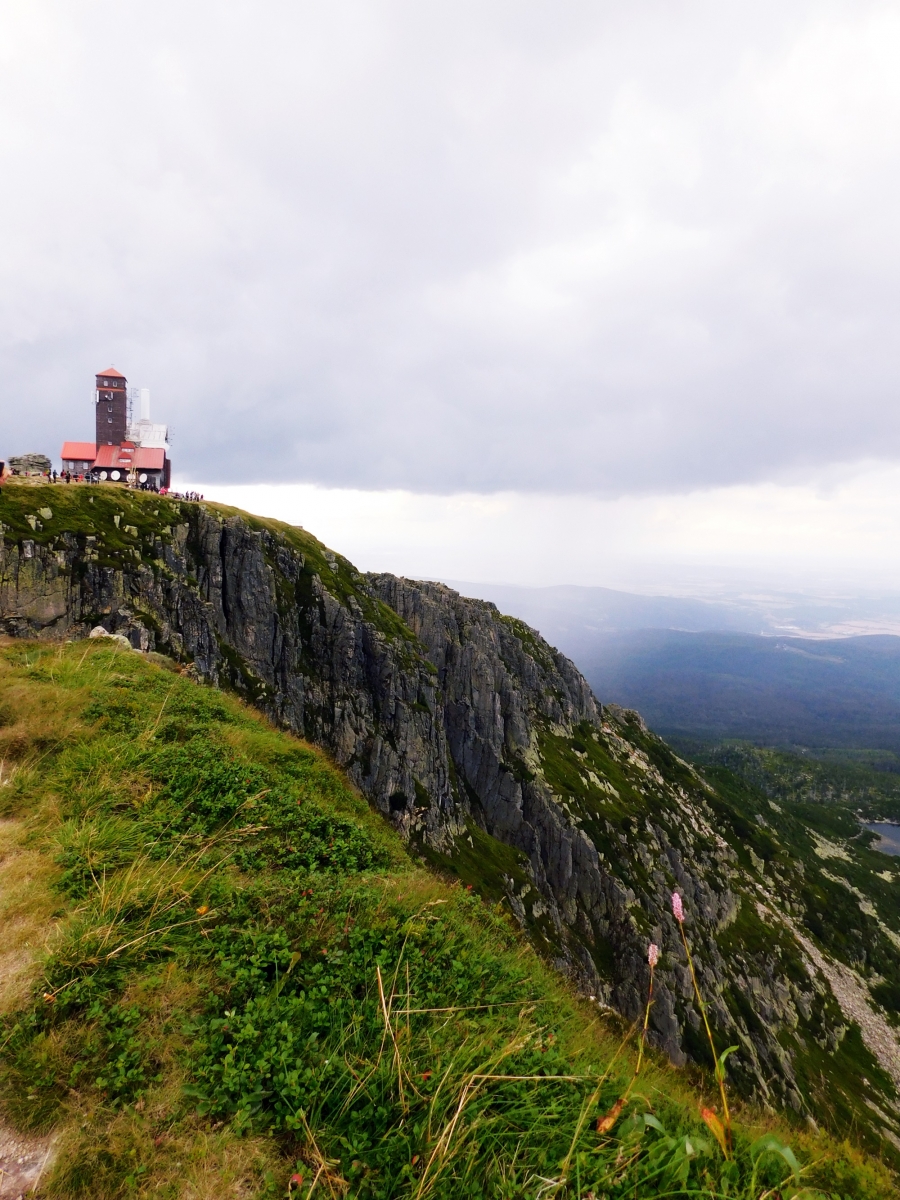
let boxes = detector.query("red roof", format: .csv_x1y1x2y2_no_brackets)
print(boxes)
93,444,166,472
94,444,133,469
61,441,96,461
97,367,126,379
134,447,165,469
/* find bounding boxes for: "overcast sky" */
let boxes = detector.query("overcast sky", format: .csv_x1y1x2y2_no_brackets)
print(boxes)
184,461,900,593
4,1,900,586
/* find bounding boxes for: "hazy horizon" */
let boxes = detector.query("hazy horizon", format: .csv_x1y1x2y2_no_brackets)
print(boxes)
178,470,900,603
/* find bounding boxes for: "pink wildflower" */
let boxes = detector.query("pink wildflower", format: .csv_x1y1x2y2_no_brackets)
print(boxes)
671,891,684,922
648,943,659,968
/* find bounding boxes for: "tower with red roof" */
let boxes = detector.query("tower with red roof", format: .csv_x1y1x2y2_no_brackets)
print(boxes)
96,367,128,446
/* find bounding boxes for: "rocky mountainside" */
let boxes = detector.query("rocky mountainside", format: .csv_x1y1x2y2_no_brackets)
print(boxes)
2,482,900,1153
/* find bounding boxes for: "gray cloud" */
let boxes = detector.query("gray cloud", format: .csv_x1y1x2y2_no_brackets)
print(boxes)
2,0,900,494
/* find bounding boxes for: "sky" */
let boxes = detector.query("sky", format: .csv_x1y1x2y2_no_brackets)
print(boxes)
185,461,900,594
4,1,900,590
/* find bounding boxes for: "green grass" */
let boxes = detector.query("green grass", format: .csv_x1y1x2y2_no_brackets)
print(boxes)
694,741,900,821
0,640,893,1198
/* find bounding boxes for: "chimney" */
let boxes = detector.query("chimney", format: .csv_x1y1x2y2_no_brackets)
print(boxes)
140,388,151,421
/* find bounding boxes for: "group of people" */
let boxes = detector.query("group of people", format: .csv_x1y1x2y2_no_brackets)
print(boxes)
54,470,129,487
0,464,203,502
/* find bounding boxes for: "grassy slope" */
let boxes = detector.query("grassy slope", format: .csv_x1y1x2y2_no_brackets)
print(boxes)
0,640,891,1199
686,744,900,1018
695,743,900,820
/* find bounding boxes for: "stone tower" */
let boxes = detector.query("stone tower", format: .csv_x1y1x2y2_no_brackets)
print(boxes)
95,367,128,446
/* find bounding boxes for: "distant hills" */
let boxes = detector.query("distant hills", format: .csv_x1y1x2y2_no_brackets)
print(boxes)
448,581,900,753
573,629,900,753
446,580,900,640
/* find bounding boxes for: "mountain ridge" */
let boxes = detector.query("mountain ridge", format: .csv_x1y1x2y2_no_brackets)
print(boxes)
2,481,900,1156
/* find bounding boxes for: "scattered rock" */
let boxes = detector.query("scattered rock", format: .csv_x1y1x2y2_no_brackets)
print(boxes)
0,1120,54,1198
89,626,135,650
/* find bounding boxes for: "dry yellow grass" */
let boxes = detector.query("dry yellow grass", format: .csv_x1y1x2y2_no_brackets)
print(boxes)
0,641,86,1014
0,819,61,1013
43,1108,284,1200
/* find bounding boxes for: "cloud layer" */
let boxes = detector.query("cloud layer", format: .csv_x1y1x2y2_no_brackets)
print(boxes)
3,1,900,495
186,461,900,593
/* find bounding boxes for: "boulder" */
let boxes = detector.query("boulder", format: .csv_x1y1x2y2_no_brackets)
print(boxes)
8,454,52,476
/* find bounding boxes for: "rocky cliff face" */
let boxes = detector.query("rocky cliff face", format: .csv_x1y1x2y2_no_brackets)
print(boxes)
0,487,460,851
3,482,900,1144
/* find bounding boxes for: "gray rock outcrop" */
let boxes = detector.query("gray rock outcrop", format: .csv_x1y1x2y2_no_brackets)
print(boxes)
8,454,51,476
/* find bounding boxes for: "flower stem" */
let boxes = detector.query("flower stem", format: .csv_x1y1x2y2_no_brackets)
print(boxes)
634,966,654,1078
678,920,732,1156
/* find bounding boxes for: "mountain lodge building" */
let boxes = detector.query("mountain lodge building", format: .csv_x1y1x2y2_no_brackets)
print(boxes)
61,368,171,487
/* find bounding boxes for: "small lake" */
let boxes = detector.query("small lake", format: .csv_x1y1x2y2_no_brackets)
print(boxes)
862,823,900,857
